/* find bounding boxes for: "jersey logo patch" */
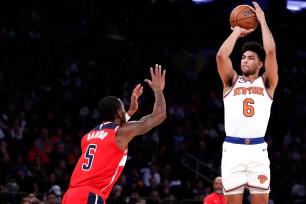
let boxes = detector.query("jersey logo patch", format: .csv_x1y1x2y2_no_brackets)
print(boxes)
258,175,268,184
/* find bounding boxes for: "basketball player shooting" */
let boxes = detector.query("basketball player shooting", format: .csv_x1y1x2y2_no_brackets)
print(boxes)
62,64,166,204
216,2,278,204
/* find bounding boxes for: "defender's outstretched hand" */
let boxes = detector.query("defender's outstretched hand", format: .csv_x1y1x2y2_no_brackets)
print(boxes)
127,84,143,117
144,64,166,92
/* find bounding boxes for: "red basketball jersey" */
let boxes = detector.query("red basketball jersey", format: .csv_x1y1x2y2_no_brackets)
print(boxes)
69,122,128,200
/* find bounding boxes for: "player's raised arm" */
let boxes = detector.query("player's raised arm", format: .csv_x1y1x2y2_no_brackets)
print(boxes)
216,27,249,91
126,83,143,120
217,5,256,92
116,64,167,150
216,29,237,88
251,1,278,96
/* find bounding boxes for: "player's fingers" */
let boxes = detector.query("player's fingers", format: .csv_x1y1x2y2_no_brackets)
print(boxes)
154,64,159,76
133,84,141,93
149,67,154,78
158,65,162,76
252,1,260,9
137,84,143,91
144,79,152,87
136,87,143,97
249,6,256,12
162,69,166,78
246,29,254,33
136,84,143,93
133,91,141,101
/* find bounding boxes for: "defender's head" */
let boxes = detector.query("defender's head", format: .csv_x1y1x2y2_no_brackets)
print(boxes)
97,96,127,125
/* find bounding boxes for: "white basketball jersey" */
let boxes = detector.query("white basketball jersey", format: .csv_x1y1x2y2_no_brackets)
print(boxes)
223,76,273,138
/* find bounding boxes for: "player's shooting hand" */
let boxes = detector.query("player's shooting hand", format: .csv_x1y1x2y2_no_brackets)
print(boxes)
231,26,254,38
251,1,266,24
127,84,143,116
144,64,166,92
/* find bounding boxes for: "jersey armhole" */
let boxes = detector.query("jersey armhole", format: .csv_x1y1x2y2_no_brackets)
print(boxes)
223,76,239,98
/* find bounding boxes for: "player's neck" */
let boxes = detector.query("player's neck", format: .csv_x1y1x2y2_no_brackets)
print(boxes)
242,74,259,83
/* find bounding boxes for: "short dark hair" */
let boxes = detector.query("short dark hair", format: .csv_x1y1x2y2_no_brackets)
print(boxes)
97,96,121,121
241,42,266,62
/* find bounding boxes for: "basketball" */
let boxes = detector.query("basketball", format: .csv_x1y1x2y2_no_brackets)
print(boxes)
229,5,258,30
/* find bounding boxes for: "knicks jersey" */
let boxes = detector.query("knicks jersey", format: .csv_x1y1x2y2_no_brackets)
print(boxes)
223,76,273,138
69,122,127,199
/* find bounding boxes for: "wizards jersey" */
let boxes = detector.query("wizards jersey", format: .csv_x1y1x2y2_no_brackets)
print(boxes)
69,122,127,199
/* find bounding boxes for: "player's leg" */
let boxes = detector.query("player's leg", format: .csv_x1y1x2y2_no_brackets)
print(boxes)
249,193,269,204
246,142,270,204
225,192,244,204
222,142,247,204
225,193,244,204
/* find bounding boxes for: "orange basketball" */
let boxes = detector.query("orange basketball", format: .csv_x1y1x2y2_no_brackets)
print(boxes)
230,5,258,30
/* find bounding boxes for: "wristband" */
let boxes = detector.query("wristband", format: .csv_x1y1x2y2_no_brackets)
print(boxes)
125,113,131,121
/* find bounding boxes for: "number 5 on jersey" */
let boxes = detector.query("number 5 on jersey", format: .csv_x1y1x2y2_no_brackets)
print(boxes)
82,144,97,171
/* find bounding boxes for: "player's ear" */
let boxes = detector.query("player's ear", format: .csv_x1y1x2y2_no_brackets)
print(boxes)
117,109,123,118
258,61,263,68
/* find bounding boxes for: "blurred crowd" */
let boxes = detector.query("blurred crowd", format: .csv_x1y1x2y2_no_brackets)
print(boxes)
0,1,306,204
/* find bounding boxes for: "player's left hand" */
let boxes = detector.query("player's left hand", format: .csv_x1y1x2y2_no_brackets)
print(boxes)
127,83,143,116
250,1,266,24
231,26,254,38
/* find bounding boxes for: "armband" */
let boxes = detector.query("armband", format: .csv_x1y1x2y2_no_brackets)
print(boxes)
125,113,131,121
